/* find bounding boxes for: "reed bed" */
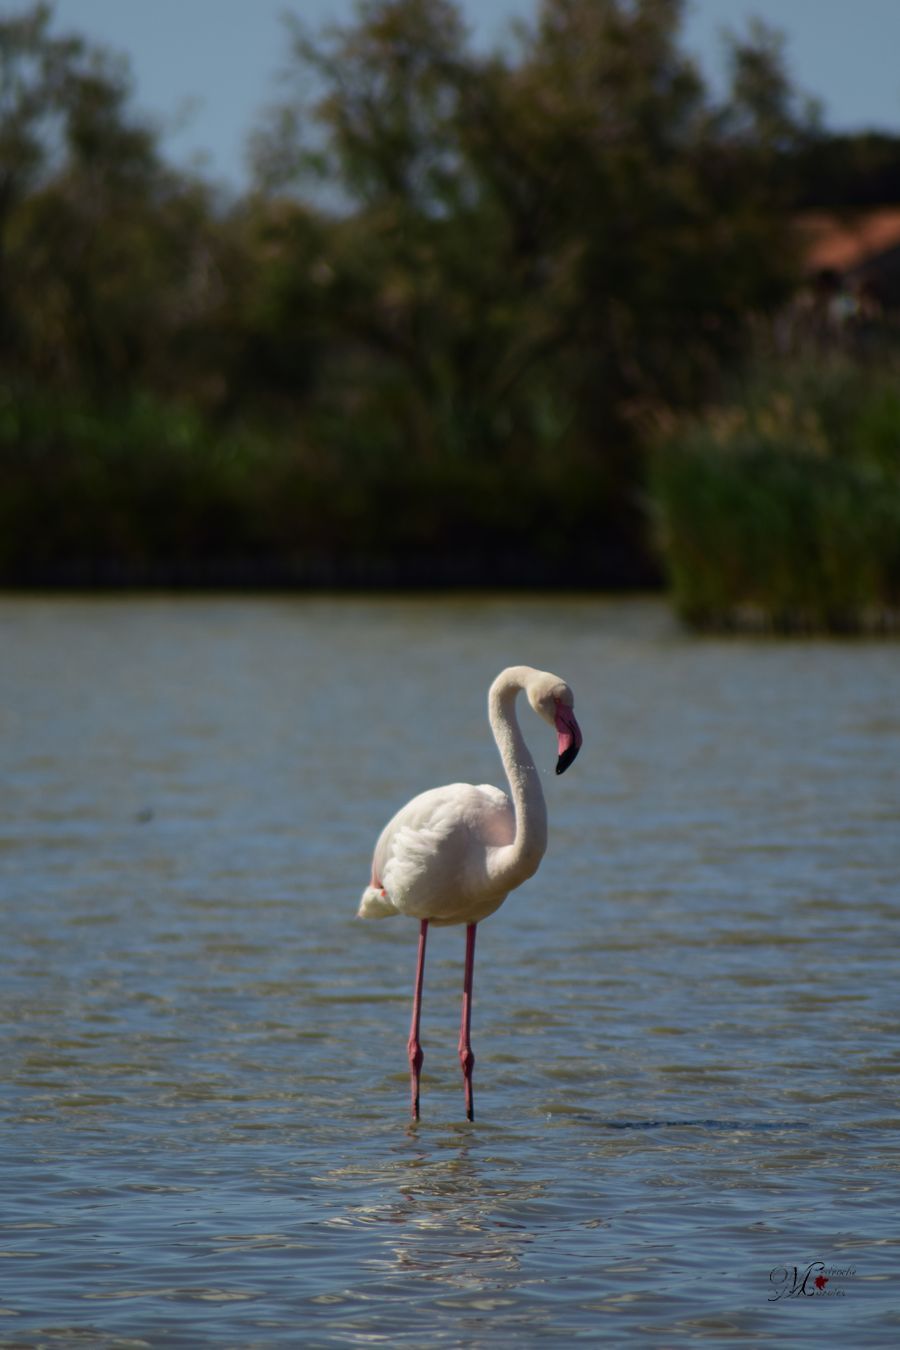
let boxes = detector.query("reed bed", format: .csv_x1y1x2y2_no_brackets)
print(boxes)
651,358,900,633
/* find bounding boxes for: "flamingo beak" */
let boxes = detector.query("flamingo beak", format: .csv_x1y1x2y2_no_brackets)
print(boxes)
554,704,583,775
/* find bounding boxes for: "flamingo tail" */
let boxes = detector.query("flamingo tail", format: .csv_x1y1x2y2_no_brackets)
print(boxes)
357,885,399,919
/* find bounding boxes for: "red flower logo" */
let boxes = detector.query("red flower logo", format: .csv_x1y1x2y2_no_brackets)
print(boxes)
814,1275,829,1291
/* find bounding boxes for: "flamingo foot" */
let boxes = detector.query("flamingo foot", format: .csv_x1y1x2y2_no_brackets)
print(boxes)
408,1036,424,1121
458,1039,475,1122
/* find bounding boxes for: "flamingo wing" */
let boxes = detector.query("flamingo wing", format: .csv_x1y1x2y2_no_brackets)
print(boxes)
361,783,514,924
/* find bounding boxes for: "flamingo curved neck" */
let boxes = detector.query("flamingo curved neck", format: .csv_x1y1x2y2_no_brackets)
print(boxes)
488,667,548,890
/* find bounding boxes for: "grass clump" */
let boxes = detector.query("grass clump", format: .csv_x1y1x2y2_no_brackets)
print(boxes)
651,358,900,632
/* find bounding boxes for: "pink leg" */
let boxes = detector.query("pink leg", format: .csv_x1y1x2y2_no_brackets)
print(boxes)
458,922,477,1121
408,919,428,1120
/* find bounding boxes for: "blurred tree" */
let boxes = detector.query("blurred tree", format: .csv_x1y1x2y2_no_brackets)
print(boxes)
0,3,239,402
0,0,834,586
783,131,900,209
249,0,812,575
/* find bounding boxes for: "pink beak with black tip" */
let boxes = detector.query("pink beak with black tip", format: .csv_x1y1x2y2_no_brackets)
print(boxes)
554,703,583,775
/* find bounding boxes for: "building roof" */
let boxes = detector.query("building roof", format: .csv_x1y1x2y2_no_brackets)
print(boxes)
797,207,900,274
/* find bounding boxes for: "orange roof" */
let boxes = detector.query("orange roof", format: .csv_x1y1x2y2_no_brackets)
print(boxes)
797,207,900,273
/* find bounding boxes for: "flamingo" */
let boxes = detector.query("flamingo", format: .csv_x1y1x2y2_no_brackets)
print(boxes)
358,665,583,1121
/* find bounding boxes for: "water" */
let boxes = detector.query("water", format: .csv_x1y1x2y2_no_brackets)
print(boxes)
1,595,898,1346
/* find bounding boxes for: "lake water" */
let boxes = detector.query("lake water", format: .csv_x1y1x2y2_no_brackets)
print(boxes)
1,595,898,1346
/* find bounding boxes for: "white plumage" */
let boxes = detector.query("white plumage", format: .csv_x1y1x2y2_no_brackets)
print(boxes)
359,781,514,925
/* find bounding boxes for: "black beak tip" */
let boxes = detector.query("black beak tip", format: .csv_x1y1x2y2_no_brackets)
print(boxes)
555,744,580,775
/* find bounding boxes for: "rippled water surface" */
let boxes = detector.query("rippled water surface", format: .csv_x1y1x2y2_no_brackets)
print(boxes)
1,595,898,1346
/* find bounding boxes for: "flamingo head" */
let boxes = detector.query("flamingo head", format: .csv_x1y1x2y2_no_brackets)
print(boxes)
526,672,583,775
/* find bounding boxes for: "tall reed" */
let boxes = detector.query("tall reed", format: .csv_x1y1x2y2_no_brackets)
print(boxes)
651,358,900,632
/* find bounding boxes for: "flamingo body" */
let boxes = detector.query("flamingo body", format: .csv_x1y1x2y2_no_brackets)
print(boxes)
360,781,515,926
358,665,582,1119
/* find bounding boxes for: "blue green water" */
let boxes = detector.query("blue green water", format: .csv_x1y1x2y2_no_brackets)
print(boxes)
1,596,898,1345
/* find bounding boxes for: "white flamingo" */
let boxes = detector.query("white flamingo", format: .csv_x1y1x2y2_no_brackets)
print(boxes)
358,665,583,1120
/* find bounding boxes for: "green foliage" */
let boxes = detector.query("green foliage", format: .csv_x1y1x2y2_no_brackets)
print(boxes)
0,385,268,576
784,131,900,209
251,0,807,432
651,359,900,630
0,4,239,399
0,1,885,593
0,379,633,584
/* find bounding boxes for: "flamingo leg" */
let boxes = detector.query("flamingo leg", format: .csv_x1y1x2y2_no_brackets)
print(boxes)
458,922,477,1121
408,919,428,1120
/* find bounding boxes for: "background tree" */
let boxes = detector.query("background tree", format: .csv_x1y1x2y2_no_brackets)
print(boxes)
0,3,241,403
249,0,812,575
1,0,853,588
